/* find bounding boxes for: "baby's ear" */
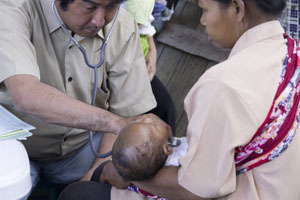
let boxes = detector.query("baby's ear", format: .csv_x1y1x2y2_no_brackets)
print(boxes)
163,144,173,156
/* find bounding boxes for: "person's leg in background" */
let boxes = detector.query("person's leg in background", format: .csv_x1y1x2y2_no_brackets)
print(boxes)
148,76,177,135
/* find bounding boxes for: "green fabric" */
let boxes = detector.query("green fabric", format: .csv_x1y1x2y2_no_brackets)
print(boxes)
125,0,155,25
140,35,149,56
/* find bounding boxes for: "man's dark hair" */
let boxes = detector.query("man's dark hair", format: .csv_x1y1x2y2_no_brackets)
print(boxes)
59,0,75,11
59,0,126,11
214,0,286,16
112,132,168,181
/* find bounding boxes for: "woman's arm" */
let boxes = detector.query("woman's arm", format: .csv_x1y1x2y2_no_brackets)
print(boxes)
133,166,209,200
101,162,209,200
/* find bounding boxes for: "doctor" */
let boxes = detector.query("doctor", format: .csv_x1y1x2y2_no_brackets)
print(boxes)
0,0,171,196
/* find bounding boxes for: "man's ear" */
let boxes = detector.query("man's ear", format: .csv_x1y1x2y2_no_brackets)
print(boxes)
163,144,173,156
232,0,245,23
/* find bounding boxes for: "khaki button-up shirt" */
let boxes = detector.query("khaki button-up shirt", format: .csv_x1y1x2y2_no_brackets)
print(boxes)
111,21,300,200
0,0,156,160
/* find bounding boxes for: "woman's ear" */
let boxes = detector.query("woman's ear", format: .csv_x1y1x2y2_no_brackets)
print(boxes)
232,0,245,23
163,144,173,156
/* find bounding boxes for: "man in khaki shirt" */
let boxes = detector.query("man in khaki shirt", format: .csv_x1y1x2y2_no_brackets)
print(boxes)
0,0,172,197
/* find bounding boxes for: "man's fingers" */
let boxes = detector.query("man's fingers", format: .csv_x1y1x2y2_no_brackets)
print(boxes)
137,114,173,138
125,114,173,139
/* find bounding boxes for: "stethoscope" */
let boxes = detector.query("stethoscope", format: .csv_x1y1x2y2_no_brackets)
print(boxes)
52,0,120,158
52,0,181,158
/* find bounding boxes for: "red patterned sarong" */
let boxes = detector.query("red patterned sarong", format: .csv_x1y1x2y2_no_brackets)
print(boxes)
235,34,300,175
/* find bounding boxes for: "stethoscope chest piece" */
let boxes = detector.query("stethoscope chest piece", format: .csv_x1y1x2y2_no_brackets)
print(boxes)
168,137,181,147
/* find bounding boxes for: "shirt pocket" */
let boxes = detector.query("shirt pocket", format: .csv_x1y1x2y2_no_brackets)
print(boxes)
92,65,110,110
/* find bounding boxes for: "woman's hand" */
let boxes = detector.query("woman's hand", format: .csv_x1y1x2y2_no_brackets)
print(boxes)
100,160,130,189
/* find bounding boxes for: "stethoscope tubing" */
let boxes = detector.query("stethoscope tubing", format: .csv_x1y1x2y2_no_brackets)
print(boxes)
52,0,120,158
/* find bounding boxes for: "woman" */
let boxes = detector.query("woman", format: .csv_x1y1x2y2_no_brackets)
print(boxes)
59,0,300,199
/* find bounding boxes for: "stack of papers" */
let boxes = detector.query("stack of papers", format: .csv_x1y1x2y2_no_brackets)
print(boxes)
0,105,35,141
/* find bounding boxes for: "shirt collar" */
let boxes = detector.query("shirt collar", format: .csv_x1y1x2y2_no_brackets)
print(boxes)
41,0,60,34
229,20,284,57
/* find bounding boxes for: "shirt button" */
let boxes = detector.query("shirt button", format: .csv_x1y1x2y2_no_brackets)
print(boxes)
68,77,73,82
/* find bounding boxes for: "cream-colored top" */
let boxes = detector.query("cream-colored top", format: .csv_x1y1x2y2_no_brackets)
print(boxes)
111,21,300,200
123,0,155,25
0,0,156,160
179,20,300,200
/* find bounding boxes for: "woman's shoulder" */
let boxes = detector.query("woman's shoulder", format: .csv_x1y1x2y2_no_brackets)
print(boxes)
204,32,286,84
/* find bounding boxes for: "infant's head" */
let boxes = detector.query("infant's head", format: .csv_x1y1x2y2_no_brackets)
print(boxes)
112,122,172,181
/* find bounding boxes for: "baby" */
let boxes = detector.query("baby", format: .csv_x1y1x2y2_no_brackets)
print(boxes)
112,122,187,199
111,122,187,200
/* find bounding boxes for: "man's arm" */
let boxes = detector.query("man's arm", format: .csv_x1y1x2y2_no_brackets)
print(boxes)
4,74,127,134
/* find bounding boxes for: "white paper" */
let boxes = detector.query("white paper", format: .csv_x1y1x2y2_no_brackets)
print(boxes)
0,105,35,141
0,105,35,135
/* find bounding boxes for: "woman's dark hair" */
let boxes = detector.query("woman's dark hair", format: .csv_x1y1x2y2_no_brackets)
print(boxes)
214,0,286,16
59,0,126,11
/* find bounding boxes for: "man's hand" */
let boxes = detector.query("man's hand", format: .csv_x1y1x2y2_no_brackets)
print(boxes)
125,114,172,139
100,161,130,189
